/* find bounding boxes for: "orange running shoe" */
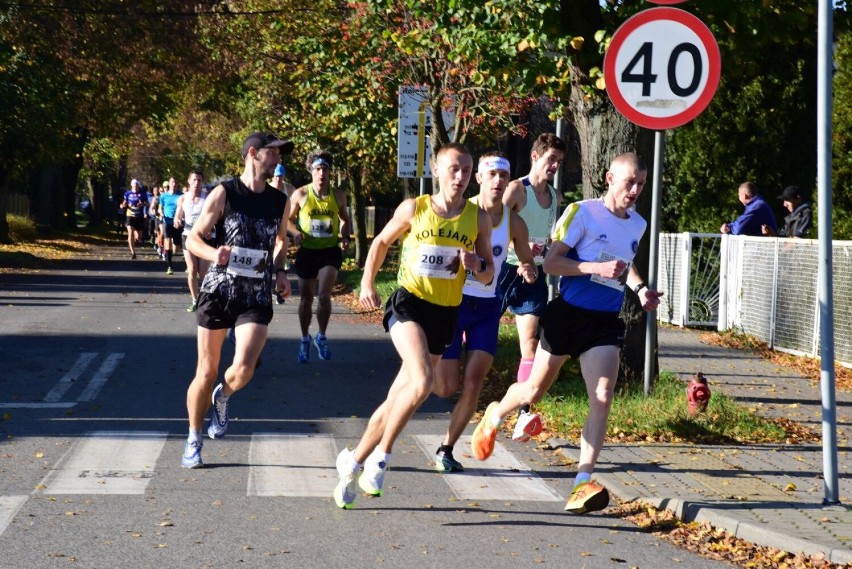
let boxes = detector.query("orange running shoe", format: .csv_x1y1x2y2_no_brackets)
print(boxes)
471,402,500,460
563,480,610,514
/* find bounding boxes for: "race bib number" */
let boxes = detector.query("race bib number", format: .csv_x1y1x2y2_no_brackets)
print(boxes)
590,251,629,291
530,237,548,264
226,246,266,279
309,218,333,238
414,244,462,280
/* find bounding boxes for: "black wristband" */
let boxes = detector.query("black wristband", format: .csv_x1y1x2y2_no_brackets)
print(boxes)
633,282,647,294
478,257,486,273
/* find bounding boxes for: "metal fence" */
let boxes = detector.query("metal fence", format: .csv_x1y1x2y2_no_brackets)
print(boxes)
657,233,852,366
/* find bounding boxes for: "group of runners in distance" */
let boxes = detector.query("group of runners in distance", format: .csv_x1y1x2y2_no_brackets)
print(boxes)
170,130,662,517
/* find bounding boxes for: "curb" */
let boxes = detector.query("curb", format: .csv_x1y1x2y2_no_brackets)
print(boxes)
547,437,852,565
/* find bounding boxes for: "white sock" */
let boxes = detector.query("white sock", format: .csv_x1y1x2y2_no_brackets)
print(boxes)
302,335,311,342
574,472,591,487
368,448,391,467
489,410,504,428
188,430,202,444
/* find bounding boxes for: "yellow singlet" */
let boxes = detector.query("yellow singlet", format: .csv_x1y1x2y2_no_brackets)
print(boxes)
297,184,340,249
397,195,479,307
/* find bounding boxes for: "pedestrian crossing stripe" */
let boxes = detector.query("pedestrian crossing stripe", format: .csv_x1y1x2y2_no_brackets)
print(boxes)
413,434,563,502
0,496,27,536
35,431,167,495
248,433,339,497
12,431,562,505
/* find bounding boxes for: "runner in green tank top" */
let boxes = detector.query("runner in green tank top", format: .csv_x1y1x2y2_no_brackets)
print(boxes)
288,149,352,363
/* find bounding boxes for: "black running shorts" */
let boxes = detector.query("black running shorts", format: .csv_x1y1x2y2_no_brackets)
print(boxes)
538,298,625,359
196,292,273,330
382,287,459,355
294,246,343,280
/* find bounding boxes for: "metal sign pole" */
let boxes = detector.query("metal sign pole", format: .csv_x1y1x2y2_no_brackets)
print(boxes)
817,0,839,506
643,130,664,396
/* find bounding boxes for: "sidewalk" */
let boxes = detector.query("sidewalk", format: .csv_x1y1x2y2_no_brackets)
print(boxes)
550,326,852,564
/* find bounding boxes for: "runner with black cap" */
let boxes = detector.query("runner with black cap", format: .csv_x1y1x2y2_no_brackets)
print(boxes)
180,131,294,469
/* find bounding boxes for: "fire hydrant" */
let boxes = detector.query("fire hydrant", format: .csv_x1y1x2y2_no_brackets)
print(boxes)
686,372,711,416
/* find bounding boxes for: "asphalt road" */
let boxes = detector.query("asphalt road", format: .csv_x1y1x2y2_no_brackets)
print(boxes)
0,246,731,569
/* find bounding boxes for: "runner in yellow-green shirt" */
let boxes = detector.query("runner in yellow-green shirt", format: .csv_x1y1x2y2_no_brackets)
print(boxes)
288,149,352,363
332,142,495,509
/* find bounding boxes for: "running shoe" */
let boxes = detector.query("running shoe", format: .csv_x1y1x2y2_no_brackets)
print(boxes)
358,457,388,496
563,480,610,514
471,402,500,460
130,253,136,259
187,300,197,313
207,383,229,439
298,335,311,364
181,440,203,469
333,448,359,510
314,334,331,360
512,410,543,442
166,267,174,275
274,290,285,305
435,448,464,473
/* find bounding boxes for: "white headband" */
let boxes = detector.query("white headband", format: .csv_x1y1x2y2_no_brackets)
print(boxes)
311,158,331,169
478,156,510,174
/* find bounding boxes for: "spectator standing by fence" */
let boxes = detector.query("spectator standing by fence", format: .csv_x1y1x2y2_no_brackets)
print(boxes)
720,182,777,236
761,185,812,238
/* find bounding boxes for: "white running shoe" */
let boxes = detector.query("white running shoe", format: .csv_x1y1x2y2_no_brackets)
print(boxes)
512,410,543,442
358,457,388,496
333,448,359,510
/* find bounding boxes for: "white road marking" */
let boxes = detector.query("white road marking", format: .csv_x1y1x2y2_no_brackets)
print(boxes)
77,353,124,402
0,495,28,537
36,431,167,495
0,403,76,409
414,434,563,502
43,352,98,402
247,433,338,497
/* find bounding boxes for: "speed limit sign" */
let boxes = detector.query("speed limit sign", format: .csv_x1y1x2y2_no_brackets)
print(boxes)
604,7,721,130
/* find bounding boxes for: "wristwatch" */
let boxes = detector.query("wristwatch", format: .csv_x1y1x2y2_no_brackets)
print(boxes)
633,282,647,294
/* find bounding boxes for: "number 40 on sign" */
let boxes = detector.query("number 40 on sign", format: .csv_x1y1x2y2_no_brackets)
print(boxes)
604,6,720,131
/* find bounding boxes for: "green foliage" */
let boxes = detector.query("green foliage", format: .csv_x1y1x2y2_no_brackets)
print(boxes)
535,371,787,444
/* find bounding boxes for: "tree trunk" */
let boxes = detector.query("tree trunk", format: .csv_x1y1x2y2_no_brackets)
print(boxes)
568,86,659,388
348,165,370,268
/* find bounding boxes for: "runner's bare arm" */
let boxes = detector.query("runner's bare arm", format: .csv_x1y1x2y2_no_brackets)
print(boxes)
626,264,663,311
273,197,292,299
502,180,527,213
187,185,228,266
174,195,185,226
543,241,626,279
465,208,494,285
336,189,352,249
359,199,415,310
287,186,306,245
509,212,537,283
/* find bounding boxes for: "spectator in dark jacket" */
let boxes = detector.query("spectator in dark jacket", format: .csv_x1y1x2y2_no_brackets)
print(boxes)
761,185,813,238
720,182,777,236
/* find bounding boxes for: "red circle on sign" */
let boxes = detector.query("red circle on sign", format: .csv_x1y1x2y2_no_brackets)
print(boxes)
604,7,721,130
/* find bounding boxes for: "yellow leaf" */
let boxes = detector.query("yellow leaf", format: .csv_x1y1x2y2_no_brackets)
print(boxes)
595,77,606,90
570,36,584,51
518,39,530,52
35,451,44,458
784,482,797,492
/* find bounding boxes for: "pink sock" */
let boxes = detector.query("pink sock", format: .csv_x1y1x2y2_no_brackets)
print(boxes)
516,358,534,383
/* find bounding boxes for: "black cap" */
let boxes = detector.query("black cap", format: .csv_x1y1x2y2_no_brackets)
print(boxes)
778,185,804,201
241,132,294,159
